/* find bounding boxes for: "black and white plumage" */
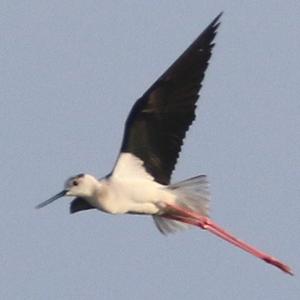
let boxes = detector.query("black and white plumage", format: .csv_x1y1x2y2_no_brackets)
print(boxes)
37,13,220,222
120,14,220,185
36,13,292,275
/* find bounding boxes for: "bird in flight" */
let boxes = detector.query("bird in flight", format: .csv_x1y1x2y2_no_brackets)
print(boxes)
36,13,292,275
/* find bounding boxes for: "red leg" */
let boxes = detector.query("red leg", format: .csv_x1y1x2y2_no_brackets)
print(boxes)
163,203,293,275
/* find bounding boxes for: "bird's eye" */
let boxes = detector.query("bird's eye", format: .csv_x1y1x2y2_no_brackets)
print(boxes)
73,180,79,186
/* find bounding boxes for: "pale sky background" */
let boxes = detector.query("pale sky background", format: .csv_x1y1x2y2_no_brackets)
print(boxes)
1,1,300,299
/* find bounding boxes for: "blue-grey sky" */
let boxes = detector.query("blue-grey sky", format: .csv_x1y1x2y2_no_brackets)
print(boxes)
2,1,299,299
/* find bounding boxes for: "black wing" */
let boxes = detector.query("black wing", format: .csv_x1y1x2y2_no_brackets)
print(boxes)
70,197,95,214
119,13,222,185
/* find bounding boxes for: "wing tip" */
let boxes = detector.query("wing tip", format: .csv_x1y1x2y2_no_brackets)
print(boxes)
207,12,223,36
212,12,223,28
202,12,223,43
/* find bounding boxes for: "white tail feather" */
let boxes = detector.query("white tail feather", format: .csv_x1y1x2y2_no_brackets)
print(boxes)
153,175,210,234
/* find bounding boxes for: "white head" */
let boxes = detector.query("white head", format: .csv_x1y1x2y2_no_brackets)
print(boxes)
36,173,99,209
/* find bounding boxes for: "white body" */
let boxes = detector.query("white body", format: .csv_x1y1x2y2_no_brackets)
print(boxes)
90,177,173,215
63,153,210,234
75,153,177,215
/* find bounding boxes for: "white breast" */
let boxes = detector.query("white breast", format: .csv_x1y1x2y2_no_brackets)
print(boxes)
91,176,173,215
89,152,175,215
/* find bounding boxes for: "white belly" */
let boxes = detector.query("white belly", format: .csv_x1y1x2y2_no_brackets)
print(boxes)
92,177,174,215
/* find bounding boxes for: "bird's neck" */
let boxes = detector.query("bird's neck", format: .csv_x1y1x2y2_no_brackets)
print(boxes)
87,179,108,204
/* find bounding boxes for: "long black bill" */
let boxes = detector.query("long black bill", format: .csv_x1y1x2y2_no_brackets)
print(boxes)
35,190,67,209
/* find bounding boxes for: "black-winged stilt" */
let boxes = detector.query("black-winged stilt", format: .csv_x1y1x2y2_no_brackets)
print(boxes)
36,13,292,275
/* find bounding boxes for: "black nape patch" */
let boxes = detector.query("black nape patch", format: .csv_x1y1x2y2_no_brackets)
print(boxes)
75,173,85,178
